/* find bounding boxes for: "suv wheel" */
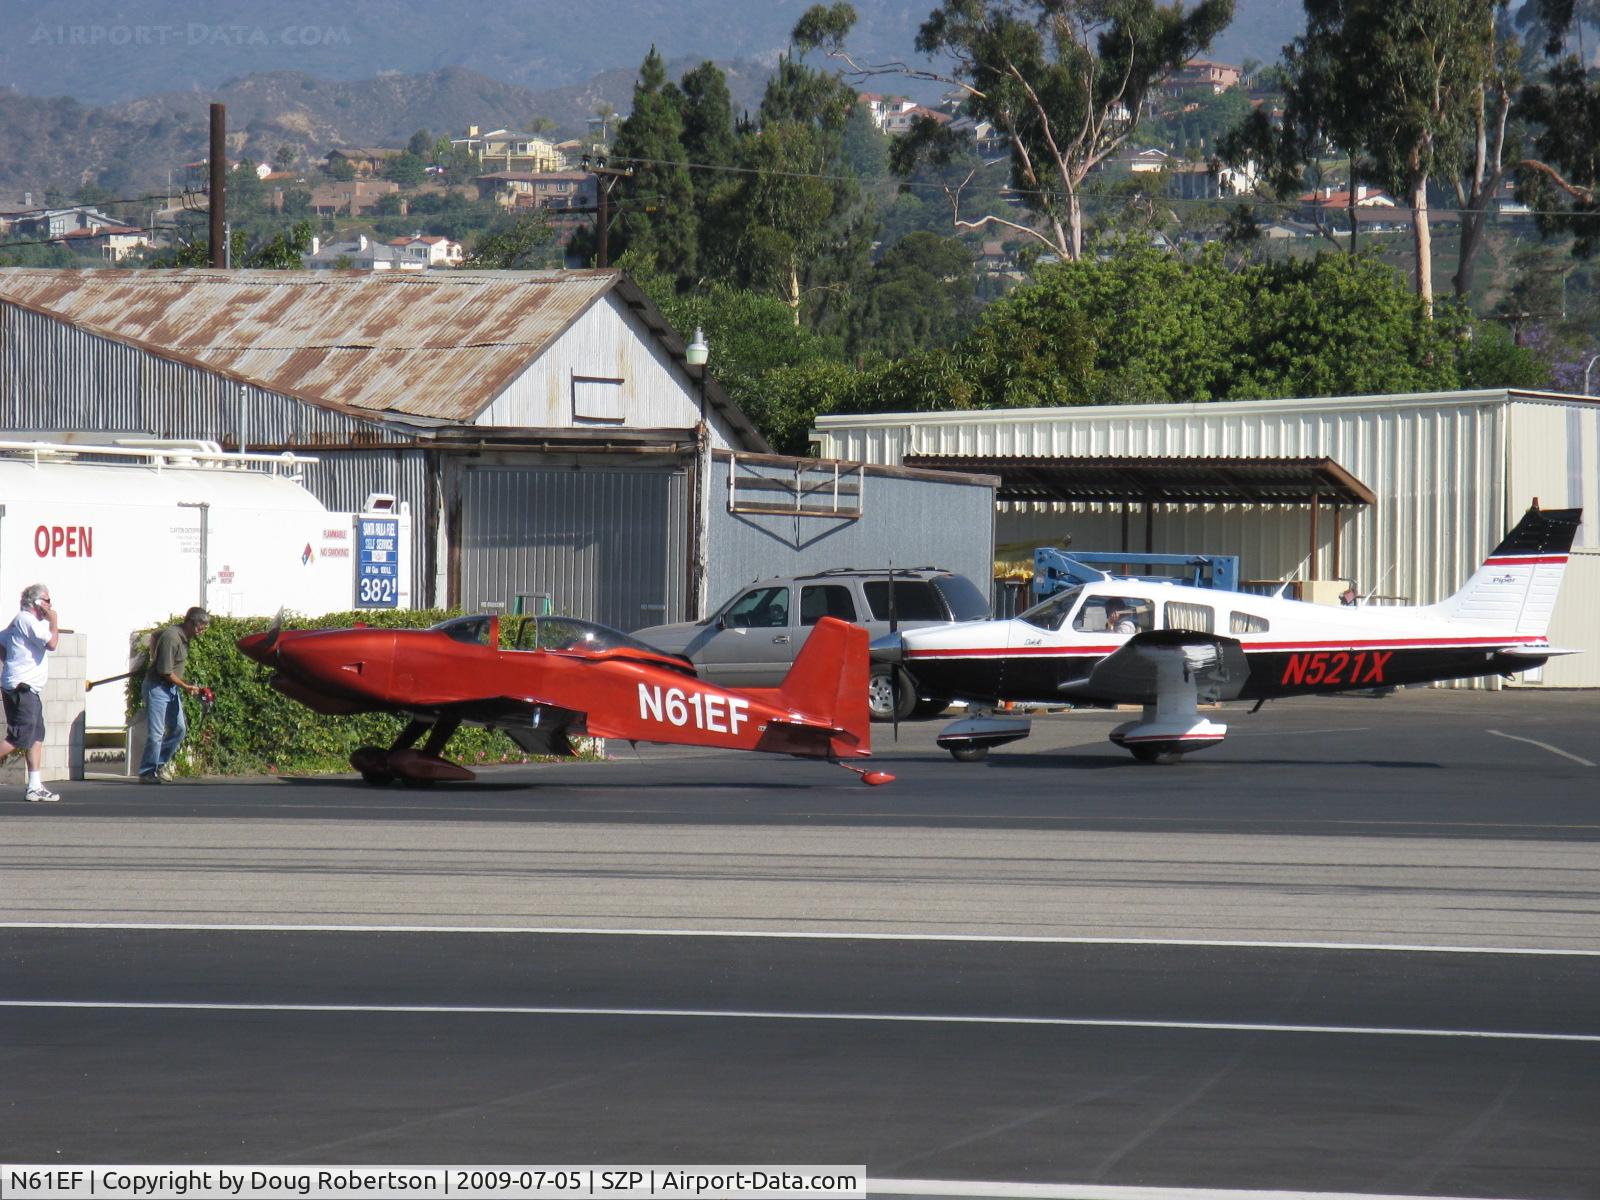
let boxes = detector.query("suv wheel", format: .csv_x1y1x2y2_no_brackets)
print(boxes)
868,664,918,723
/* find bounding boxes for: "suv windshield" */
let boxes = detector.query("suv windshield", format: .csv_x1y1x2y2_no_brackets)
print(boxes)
718,585,791,629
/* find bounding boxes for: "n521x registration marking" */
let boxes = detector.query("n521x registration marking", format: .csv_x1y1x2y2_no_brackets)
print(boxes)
638,683,750,734
1280,650,1392,686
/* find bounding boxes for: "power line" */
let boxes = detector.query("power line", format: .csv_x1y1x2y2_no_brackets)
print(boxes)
1,190,197,219
607,152,1600,222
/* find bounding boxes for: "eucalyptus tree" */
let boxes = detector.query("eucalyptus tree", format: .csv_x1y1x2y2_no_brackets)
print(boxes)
1514,0,1600,258
800,0,1234,261
1223,0,1503,307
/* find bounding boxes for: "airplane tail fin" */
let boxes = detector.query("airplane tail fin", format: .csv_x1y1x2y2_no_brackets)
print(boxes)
771,617,872,758
1429,503,1582,637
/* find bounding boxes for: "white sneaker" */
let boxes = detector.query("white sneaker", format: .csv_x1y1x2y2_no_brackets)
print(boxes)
157,762,176,782
24,785,61,803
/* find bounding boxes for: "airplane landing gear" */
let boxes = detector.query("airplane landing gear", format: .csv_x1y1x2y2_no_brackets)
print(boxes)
936,712,1032,762
1106,641,1231,764
351,716,474,784
1109,703,1227,764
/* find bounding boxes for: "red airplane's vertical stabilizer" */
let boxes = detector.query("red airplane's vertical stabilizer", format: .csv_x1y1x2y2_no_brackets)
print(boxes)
774,616,873,757
1429,504,1583,637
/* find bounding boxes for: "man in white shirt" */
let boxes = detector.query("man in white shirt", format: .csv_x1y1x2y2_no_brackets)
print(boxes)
0,583,62,802
1108,602,1140,636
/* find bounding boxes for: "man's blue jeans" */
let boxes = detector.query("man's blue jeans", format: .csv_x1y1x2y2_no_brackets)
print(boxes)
140,681,187,777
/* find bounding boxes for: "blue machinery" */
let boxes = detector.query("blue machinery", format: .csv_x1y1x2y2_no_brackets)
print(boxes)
1031,548,1241,603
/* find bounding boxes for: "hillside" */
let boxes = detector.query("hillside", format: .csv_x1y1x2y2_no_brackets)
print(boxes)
0,61,772,200
0,0,1307,203
4,0,1306,107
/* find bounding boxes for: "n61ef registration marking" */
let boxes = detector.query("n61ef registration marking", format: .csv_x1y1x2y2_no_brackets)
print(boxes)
638,683,750,734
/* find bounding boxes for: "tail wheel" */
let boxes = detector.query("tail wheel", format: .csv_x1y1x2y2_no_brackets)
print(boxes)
868,664,918,723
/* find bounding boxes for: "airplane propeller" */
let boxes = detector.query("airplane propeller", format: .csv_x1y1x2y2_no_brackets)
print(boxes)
260,607,286,656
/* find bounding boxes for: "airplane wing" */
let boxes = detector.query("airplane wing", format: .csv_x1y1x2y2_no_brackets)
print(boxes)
437,696,591,758
1057,629,1250,705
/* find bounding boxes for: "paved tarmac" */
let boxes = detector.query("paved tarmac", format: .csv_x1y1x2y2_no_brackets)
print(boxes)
4,689,1599,1197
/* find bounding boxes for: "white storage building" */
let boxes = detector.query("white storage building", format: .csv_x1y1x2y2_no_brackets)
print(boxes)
813,388,1600,687
0,441,402,728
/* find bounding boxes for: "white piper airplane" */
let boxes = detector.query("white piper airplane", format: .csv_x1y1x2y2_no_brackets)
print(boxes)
871,503,1583,763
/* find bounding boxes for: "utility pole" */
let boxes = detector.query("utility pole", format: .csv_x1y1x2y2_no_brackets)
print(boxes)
208,103,226,268
580,155,633,268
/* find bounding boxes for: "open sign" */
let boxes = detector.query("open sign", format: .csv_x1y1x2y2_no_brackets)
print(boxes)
33,524,94,557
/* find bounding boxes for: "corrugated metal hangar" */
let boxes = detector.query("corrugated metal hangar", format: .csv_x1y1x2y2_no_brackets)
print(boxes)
813,389,1600,687
0,268,995,631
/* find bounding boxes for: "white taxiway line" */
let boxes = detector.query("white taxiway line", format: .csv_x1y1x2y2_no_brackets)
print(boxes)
867,1180,1505,1200
2,1000,1596,1043
3,922,1598,957
1485,728,1596,767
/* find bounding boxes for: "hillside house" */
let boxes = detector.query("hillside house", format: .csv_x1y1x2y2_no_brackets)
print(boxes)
301,234,421,271
451,127,565,173
51,225,153,262
309,180,401,216
1100,147,1172,175
10,206,125,240
481,171,597,210
1298,185,1397,225
325,147,404,175
1169,59,1243,96
387,234,464,267
1169,161,1257,201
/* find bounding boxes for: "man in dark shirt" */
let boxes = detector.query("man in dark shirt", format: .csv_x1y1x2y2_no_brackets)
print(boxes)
139,607,210,783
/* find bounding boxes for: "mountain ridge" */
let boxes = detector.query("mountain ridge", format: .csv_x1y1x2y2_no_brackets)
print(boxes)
3,0,1305,107
0,60,773,200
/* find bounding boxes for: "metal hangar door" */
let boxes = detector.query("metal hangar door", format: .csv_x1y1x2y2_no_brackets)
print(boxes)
453,461,689,631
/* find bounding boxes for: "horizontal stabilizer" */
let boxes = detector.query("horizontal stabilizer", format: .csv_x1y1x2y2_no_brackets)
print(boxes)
1498,645,1581,658
756,720,847,757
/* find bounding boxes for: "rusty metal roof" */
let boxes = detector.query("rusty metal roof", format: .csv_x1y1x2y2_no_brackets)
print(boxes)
0,268,767,448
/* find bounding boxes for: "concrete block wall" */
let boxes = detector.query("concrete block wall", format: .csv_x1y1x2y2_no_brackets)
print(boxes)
1,631,86,785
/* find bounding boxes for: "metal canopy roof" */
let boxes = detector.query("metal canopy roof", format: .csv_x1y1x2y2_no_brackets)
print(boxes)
901,455,1376,506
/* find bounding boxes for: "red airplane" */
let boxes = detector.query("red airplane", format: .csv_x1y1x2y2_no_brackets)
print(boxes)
237,613,892,786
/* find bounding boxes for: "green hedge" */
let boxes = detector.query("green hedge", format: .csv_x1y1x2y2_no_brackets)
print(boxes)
125,610,553,778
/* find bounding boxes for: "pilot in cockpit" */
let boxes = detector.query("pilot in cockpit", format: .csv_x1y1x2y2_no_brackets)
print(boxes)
1073,596,1148,634
1108,602,1140,635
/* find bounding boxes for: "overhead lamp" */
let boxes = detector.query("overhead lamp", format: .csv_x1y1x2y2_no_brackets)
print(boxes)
686,327,709,368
